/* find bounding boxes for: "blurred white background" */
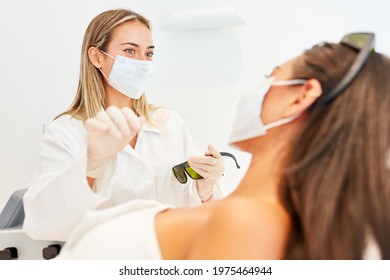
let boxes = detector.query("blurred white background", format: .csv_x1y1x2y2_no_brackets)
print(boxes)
0,0,389,209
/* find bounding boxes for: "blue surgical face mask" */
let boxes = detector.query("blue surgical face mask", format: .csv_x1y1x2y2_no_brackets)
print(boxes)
99,50,153,99
228,76,307,146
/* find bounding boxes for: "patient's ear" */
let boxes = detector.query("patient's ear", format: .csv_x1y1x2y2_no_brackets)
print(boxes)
284,79,322,117
88,46,104,68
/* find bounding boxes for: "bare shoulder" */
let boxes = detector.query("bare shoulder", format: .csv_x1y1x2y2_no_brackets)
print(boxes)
187,197,291,259
156,204,213,259
215,197,289,227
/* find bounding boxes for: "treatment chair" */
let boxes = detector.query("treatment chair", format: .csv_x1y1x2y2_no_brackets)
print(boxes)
0,189,63,260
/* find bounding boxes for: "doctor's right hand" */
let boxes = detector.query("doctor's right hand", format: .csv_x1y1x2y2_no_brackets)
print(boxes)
86,106,141,179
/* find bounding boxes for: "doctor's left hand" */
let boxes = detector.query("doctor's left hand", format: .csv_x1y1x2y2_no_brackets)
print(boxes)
188,145,225,202
86,106,141,178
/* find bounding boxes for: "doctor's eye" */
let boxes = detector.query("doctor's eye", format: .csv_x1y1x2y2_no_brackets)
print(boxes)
124,48,136,55
146,51,154,58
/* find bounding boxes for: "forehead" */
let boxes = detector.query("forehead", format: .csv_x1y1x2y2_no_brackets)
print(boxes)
109,20,153,45
272,56,300,79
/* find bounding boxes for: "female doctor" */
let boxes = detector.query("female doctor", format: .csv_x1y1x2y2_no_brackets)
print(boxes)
23,8,225,242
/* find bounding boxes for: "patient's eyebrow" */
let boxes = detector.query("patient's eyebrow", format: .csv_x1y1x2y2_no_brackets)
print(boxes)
265,66,280,77
121,42,155,49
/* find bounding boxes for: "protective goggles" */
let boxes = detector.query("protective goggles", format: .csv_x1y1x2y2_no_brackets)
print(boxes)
172,152,241,184
325,32,375,103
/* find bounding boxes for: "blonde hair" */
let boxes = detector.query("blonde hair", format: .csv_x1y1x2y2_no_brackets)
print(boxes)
56,9,156,122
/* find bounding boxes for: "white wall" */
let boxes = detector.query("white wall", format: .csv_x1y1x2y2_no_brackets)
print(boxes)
1,0,389,209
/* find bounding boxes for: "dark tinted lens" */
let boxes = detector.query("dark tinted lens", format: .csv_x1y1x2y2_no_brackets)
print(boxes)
184,162,203,179
342,33,371,50
172,164,187,184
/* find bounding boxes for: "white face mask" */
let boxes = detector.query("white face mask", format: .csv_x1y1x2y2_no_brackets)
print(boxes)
99,50,153,99
228,76,307,146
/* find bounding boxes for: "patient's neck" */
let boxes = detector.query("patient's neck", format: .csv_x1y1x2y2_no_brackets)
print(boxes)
231,132,291,201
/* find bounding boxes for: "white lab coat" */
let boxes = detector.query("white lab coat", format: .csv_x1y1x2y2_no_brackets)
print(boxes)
23,108,222,242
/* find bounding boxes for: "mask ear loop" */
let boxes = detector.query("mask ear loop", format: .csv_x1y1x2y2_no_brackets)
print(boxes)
263,112,304,130
272,79,307,86
97,49,115,81
99,49,116,59
98,68,110,81
262,78,309,130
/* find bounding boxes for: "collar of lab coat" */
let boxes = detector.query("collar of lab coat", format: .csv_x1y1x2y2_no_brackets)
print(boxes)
141,121,162,135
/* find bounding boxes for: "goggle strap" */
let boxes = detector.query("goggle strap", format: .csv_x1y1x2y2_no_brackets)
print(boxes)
325,33,375,104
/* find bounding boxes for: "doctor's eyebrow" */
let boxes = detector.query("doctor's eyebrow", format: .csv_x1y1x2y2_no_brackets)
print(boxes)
121,42,155,49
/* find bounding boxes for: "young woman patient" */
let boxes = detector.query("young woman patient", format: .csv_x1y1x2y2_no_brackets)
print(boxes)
57,33,390,260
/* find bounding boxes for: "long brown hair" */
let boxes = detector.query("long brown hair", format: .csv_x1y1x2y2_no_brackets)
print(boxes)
281,43,390,259
56,9,156,121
